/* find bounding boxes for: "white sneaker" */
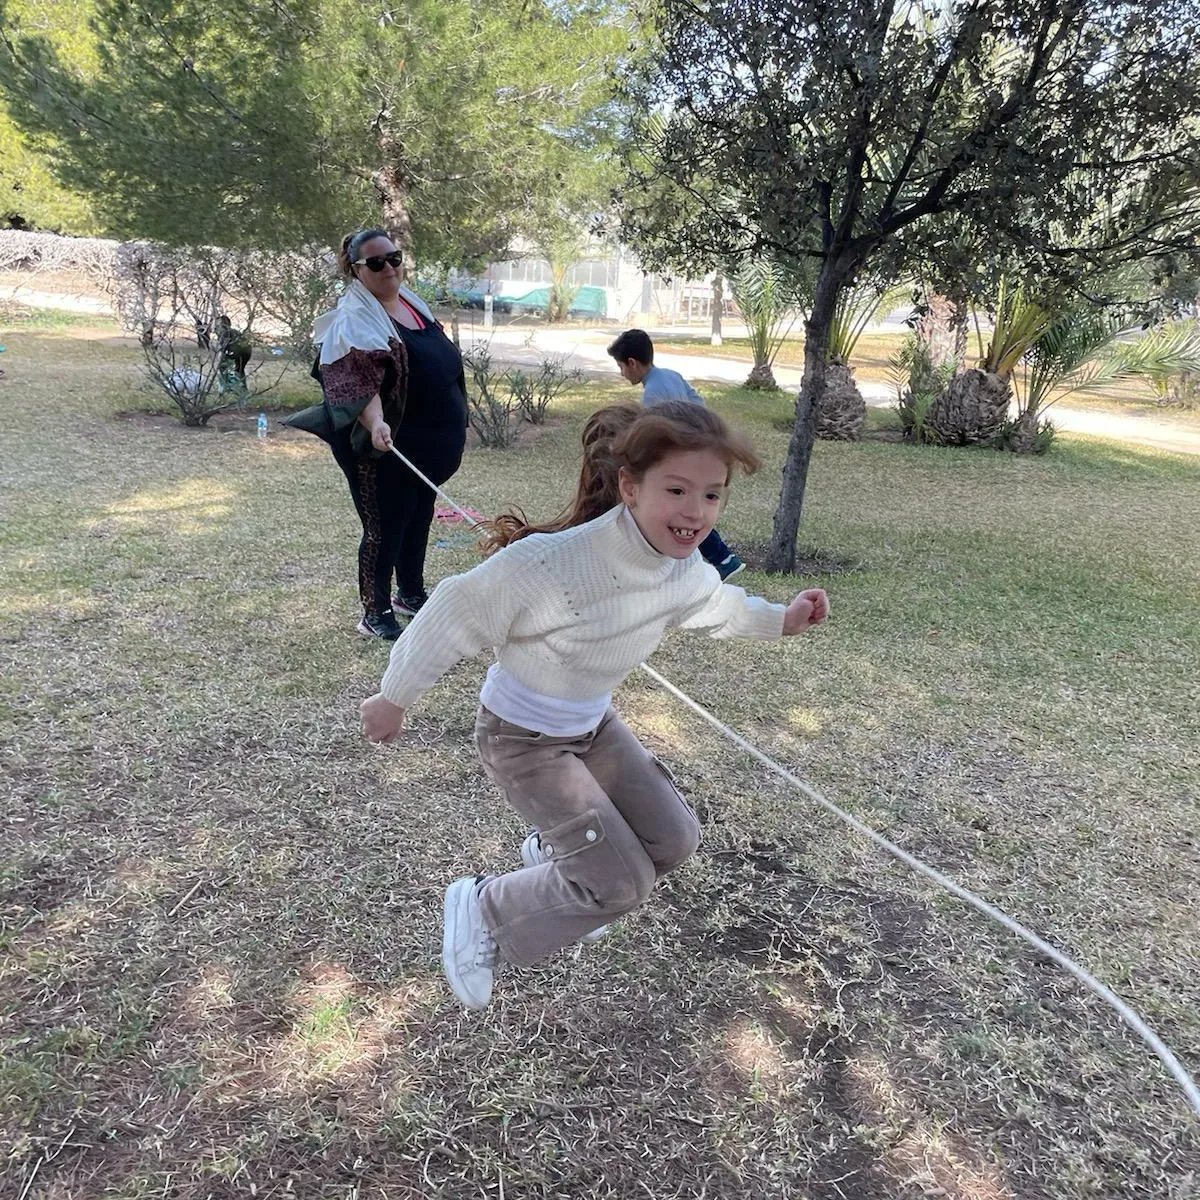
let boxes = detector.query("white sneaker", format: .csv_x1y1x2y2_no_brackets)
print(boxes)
442,876,499,1010
519,831,544,871
519,832,608,944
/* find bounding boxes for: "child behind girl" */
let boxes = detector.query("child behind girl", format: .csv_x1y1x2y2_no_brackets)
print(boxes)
360,401,829,1010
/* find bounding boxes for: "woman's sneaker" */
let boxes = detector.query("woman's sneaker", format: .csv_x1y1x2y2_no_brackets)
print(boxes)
519,832,608,944
442,876,499,1010
392,589,428,617
357,609,404,640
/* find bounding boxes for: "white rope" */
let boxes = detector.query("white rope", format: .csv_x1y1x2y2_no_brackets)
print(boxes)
388,443,1200,1122
387,444,482,526
639,663,1200,1122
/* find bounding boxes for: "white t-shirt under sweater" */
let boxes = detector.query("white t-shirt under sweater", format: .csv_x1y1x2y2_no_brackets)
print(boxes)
479,663,610,736
379,504,786,734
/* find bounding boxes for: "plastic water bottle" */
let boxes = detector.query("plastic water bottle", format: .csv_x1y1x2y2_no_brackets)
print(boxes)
256,411,268,440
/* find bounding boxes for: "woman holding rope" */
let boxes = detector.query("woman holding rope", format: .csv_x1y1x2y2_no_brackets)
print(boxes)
288,228,468,640
361,401,830,1010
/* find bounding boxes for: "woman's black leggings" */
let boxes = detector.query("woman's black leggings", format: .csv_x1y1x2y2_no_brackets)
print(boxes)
331,444,437,616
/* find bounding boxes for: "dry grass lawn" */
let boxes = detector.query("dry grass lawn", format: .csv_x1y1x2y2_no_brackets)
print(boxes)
2,309,1199,1199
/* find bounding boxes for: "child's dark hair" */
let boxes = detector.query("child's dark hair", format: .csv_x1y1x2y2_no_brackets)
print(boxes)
480,401,760,553
607,328,654,365
338,228,391,278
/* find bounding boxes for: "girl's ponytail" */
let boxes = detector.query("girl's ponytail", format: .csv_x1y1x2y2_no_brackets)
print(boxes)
480,404,640,553
336,234,356,278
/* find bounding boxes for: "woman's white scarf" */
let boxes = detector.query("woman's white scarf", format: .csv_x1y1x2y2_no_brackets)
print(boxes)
312,278,436,366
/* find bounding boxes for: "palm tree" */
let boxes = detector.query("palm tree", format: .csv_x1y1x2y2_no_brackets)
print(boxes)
736,254,905,435
890,335,957,442
816,278,909,440
730,258,801,390
1004,317,1200,451
925,276,1054,446
540,225,583,323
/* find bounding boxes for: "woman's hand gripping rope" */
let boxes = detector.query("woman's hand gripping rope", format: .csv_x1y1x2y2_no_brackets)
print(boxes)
370,420,394,453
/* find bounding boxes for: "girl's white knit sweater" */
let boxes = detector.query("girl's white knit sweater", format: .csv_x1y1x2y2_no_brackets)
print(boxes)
379,504,785,711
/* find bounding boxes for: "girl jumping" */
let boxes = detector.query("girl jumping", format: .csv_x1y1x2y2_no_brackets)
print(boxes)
360,401,830,1009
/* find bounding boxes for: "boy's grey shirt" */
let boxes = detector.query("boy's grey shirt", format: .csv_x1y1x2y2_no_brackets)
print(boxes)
641,364,704,408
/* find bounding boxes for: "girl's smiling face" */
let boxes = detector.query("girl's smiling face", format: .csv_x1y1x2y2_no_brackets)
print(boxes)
618,448,729,558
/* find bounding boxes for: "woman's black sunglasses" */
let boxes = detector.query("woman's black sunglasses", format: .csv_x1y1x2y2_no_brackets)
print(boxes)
354,252,403,272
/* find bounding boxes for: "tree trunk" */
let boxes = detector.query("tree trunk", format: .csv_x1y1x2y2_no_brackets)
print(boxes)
1006,409,1036,452
916,291,968,371
766,264,843,572
744,361,778,389
372,150,415,271
815,362,866,440
926,369,1011,445
711,273,723,346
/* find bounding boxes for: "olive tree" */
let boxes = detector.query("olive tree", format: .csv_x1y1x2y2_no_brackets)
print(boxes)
618,0,1200,569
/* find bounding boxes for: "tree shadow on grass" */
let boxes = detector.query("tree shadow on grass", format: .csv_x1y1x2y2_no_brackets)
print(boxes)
4,821,1199,1198
665,843,1200,1200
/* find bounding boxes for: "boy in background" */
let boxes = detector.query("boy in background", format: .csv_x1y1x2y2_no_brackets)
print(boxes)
607,328,745,579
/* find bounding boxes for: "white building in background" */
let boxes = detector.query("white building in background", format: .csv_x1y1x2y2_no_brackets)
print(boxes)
450,243,724,324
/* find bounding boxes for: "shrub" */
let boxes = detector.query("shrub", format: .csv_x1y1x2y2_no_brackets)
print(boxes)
462,348,581,445
889,336,954,443
0,229,116,282
993,414,1057,455
113,243,288,425
506,368,536,424
463,346,521,448
238,248,340,361
514,354,582,425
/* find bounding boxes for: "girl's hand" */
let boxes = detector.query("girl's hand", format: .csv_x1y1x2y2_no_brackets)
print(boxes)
361,693,406,743
370,421,393,452
783,588,829,635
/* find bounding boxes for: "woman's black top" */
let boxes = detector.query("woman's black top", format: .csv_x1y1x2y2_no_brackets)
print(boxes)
298,305,468,486
388,315,468,485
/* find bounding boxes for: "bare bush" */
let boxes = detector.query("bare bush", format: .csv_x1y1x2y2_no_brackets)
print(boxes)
506,367,536,424
513,354,582,424
463,346,521,448
112,243,288,425
237,248,340,361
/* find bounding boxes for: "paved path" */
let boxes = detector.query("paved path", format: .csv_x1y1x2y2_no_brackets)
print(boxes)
462,324,1200,457
0,282,112,315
